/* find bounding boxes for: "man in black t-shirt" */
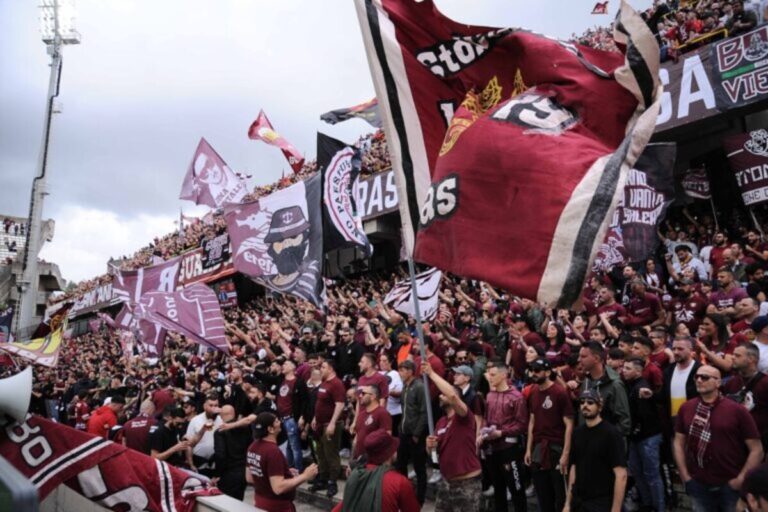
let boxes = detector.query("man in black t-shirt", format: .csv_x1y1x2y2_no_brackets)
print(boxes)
565,389,627,512
150,406,190,468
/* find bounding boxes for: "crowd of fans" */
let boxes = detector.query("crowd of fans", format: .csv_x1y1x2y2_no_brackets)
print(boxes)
5,201,768,511
573,0,765,62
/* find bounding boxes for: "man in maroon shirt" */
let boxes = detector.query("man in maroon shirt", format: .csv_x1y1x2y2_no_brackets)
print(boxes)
310,360,345,498
122,399,157,454
506,314,545,384
246,412,318,511
479,361,529,512
352,385,392,460
707,269,749,317
709,231,729,276
423,361,482,511
724,343,768,452
625,280,665,328
666,278,708,333
357,352,389,406
275,359,308,472
524,358,574,512
593,285,627,325
674,365,764,511
629,336,664,392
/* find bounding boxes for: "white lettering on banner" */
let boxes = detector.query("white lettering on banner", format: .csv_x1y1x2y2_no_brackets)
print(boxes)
158,266,177,293
5,419,54,469
735,164,768,187
179,251,204,284
355,170,399,220
678,54,716,118
164,296,178,320
742,186,768,205
420,175,459,227
71,284,115,313
722,66,768,103
415,29,510,78
384,172,398,209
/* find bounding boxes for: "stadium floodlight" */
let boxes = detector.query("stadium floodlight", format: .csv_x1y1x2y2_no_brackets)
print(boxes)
39,0,81,45
16,1,81,337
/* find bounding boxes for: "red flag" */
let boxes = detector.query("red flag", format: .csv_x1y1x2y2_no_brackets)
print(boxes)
112,256,181,305
592,1,609,14
0,415,204,510
248,110,305,173
179,138,248,208
355,0,660,307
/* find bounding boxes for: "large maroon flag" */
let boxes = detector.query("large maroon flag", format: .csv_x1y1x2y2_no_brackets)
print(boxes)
355,0,660,307
112,257,181,305
179,138,248,208
0,415,204,510
134,283,229,354
115,303,167,357
248,110,305,173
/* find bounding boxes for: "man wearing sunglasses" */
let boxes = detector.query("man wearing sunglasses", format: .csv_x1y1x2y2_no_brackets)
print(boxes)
673,364,764,511
564,389,627,512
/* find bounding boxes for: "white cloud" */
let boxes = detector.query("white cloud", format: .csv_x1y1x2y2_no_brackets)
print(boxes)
39,205,176,283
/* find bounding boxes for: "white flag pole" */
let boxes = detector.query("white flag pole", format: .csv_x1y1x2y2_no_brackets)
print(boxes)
407,257,436,441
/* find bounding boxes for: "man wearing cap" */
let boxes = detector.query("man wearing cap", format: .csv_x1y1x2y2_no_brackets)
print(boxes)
674,365,763,511
262,205,321,303
453,364,485,435
524,358,573,512
423,361,482,511
332,429,420,512
564,389,627,512
246,412,319,511
752,316,768,373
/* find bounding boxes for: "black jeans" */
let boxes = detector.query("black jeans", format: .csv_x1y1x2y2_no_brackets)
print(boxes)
487,446,527,512
531,468,566,512
218,467,246,501
396,433,427,504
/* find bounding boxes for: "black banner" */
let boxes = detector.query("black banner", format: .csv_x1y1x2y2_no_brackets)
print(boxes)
200,233,230,269
711,26,768,109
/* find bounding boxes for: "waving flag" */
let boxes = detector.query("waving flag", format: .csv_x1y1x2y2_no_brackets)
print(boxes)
0,324,65,367
97,311,116,330
248,110,305,173
321,98,383,128
592,1,609,14
112,256,181,305
0,415,204,510
179,138,248,208
384,267,442,320
318,133,373,255
134,283,229,354
225,176,325,307
682,168,711,200
116,303,167,357
355,0,660,307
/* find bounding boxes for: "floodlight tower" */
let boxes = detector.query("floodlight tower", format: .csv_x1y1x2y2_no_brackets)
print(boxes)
16,1,81,337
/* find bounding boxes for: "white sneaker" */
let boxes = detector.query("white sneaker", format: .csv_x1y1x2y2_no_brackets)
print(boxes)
428,471,442,484
482,488,494,497
526,484,535,498
408,469,416,480
339,448,351,459
302,449,311,458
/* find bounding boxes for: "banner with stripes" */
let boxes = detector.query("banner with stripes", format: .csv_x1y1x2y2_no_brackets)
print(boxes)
384,267,442,320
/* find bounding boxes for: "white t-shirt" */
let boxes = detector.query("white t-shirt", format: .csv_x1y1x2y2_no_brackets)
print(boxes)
670,362,695,418
186,413,223,459
754,340,768,373
381,370,402,416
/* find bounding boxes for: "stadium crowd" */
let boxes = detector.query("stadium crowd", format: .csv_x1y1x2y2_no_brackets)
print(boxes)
4,199,768,512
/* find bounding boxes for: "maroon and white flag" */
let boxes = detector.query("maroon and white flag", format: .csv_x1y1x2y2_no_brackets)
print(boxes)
112,256,181,305
134,283,229,354
681,168,711,199
592,1,609,14
355,0,659,307
0,415,204,510
724,129,768,206
115,303,167,357
248,110,305,173
179,138,247,208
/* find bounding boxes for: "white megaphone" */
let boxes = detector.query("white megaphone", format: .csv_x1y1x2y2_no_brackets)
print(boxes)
0,367,33,423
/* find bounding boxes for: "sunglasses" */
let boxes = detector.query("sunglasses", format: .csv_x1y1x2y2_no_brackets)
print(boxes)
694,374,717,381
579,399,598,406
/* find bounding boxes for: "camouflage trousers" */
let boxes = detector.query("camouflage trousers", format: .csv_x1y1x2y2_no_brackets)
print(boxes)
435,475,482,512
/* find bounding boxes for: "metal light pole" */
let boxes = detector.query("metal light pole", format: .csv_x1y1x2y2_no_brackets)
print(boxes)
15,1,80,338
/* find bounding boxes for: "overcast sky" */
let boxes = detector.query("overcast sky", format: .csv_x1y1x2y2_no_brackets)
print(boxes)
0,0,649,284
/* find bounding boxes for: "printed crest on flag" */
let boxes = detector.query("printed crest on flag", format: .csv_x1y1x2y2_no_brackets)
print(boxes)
355,0,660,307
248,110,305,173
724,129,768,206
318,133,373,255
179,138,248,208
384,267,442,320
225,176,325,306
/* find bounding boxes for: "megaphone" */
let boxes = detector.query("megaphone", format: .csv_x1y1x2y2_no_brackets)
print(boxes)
0,367,32,423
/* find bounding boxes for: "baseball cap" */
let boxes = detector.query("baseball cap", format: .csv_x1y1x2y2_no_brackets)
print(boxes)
751,316,768,334
253,412,277,439
452,365,474,378
398,360,415,371
529,358,551,371
301,327,313,335
579,388,603,403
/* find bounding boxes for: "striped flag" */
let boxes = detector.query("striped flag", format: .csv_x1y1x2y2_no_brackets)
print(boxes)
384,267,442,320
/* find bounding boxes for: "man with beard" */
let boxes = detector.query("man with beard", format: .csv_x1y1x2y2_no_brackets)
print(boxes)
666,278,709,333
744,229,767,263
723,343,768,452
733,297,761,333
185,394,223,476
352,385,392,461
668,245,708,283
524,358,574,512
707,268,749,318
150,406,191,468
263,205,320,303
709,231,730,276
565,389,627,512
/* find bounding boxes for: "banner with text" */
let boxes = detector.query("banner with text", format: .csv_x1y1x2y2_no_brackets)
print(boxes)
724,129,768,206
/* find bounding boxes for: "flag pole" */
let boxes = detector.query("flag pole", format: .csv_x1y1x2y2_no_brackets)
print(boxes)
407,256,435,439
749,206,764,238
709,197,719,232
